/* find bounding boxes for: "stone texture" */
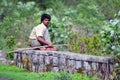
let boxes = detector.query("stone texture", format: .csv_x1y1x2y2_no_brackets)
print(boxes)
14,50,114,80
0,50,8,64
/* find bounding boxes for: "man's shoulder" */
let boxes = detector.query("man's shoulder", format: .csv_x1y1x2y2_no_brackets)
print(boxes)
36,24,41,27
34,24,41,29
35,23,46,30
36,23,46,28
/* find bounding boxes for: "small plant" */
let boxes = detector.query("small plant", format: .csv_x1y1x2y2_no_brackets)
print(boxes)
54,72,72,80
6,35,16,49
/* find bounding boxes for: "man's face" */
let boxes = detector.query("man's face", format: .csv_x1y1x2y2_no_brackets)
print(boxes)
42,18,50,27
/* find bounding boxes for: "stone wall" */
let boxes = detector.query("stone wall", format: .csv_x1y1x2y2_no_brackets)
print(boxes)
14,50,114,80
0,50,7,64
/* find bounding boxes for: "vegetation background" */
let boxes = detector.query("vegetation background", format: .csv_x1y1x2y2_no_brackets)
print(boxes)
0,0,120,79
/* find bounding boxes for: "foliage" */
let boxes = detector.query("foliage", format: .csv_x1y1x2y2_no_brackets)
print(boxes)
96,0,120,20
0,0,17,17
100,11,120,55
0,63,100,80
73,0,105,34
0,1,39,51
0,17,16,51
54,72,72,80
68,33,104,55
100,11,120,80
49,16,72,44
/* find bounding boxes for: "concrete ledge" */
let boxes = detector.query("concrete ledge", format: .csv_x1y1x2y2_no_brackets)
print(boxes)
14,50,114,80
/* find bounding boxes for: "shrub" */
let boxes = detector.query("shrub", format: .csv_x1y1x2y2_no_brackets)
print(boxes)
100,11,120,55
100,10,120,80
68,32,104,55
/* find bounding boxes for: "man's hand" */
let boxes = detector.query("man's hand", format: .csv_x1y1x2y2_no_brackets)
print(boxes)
48,43,53,48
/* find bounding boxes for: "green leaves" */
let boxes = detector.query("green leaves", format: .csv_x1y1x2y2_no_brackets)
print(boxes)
68,33,104,55
100,11,120,55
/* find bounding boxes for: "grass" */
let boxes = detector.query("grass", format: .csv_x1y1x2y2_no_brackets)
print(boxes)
0,63,40,80
0,63,100,80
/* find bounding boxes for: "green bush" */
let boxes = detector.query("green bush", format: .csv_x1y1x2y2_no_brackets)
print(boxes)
100,11,120,80
100,11,120,55
75,0,105,34
68,33,104,55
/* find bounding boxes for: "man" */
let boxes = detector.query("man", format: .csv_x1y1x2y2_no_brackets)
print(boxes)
29,13,57,50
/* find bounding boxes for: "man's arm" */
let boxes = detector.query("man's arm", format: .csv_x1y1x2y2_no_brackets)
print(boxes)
37,36,53,47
